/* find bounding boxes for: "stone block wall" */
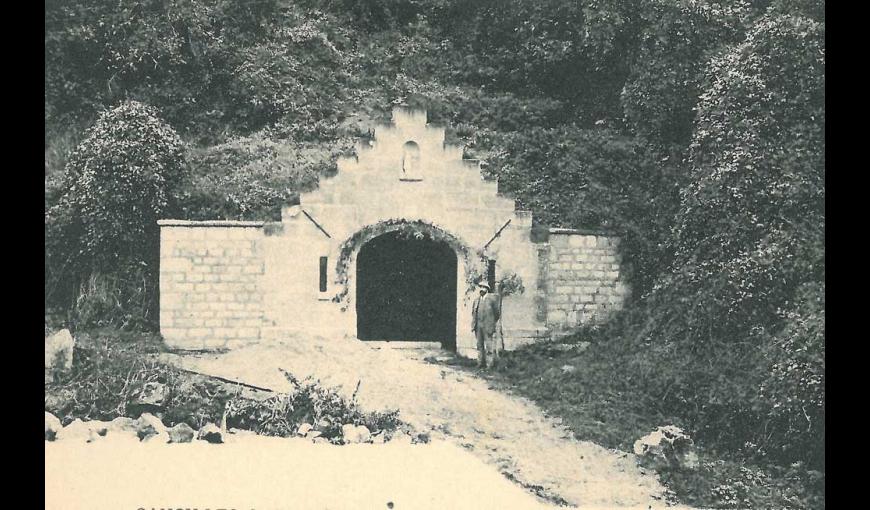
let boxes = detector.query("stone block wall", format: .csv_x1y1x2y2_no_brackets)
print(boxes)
158,220,267,350
268,106,543,357
156,108,631,354
542,229,629,337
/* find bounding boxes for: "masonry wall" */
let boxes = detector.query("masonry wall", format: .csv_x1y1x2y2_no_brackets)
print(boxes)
542,230,629,337
265,107,544,358
159,221,267,350
157,107,631,355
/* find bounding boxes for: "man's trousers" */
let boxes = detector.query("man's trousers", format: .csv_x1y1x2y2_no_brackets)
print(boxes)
475,327,498,367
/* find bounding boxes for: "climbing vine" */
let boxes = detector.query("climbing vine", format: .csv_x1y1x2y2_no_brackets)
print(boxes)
497,271,525,296
332,219,487,307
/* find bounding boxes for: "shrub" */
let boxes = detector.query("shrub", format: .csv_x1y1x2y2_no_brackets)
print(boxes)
227,371,401,439
45,100,186,327
62,100,186,265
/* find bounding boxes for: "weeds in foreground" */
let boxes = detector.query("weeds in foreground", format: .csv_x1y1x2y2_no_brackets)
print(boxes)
45,329,402,439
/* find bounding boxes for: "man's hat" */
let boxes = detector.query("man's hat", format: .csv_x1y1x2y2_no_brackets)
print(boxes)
477,281,491,290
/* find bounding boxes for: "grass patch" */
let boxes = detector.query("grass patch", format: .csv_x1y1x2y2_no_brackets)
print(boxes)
445,341,823,510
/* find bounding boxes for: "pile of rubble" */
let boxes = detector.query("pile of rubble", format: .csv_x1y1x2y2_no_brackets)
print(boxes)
44,411,224,444
45,411,420,446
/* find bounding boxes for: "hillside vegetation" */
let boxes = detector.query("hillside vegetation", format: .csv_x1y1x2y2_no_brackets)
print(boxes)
45,1,824,507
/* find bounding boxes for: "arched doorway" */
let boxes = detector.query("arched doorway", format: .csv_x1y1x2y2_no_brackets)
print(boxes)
356,230,457,350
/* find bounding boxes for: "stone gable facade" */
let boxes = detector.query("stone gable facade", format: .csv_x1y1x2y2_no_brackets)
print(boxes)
159,107,629,357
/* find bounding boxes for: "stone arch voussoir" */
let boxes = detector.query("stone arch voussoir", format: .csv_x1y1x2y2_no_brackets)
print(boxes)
332,219,487,309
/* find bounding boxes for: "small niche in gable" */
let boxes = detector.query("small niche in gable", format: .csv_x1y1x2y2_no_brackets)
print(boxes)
400,141,423,181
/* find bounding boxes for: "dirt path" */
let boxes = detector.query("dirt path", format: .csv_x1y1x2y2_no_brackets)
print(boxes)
160,338,682,509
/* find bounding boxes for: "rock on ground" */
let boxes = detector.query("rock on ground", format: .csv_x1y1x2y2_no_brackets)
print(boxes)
135,413,167,441
143,431,171,444
45,412,62,441
168,423,195,444
197,423,223,444
108,417,139,435
634,425,699,471
342,424,371,444
129,382,169,414
45,329,74,371
56,419,106,442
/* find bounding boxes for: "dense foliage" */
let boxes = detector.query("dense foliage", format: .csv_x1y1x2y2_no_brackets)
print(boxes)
45,0,824,506
626,11,825,467
46,101,186,329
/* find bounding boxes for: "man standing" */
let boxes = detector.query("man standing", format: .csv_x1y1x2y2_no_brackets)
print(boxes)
472,281,500,368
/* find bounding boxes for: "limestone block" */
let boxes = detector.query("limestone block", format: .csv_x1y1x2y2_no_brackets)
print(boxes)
173,283,196,293
208,228,237,241
192,264,213,274
235,327,258,338
186,328,211,339
549,310,568,324
211,328,235,338
577,294,594,303
163,325,189,336
161,293,184,311
161,258,191,273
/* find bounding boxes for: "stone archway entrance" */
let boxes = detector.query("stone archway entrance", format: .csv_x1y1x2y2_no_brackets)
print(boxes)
356,231,458,350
